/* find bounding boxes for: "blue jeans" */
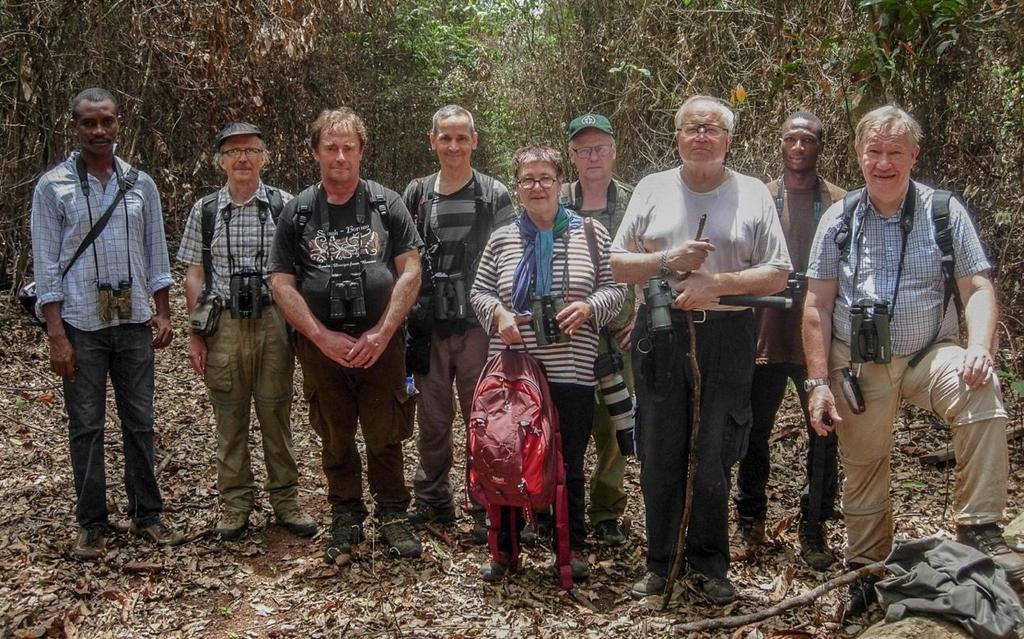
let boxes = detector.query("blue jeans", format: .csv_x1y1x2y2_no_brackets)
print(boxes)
64,323,163,529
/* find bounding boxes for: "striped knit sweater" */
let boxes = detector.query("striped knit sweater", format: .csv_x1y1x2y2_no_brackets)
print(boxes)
470,213,626,386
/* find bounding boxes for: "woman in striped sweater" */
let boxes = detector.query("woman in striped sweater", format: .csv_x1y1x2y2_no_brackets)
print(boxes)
470,145,626,581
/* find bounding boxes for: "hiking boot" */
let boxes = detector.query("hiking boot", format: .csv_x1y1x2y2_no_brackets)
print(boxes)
480,552,512,583
130,520,185,546
593,519,626,546
216,510,249,541
72,527,107,560
379,511,422,559
408,503,456,526
570,550,590,580
699,574,737,606
275,505,317,537
729,516,765,562
957,523,1024,584
324,512,364,564
520,514,552,547
630,570,667,598
843,567,880,621
799,525,837,571
471,510,488,545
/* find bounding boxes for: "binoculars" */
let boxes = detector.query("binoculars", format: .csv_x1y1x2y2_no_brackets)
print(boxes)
850,297,892,364
229,271,267,319
431,272,467,321
330,277,366,322
98,280,132,322
643,277,674,333
531,295,569,346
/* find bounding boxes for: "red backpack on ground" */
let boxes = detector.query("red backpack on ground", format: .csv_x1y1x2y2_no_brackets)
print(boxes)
466,348,572,590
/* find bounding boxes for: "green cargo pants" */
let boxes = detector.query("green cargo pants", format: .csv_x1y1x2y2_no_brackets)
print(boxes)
203,305,300,515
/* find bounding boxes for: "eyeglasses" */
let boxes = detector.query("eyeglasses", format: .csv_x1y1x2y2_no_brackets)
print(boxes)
222,147,266,159
571,144,614,160
516,176,558,190
678,123,729,139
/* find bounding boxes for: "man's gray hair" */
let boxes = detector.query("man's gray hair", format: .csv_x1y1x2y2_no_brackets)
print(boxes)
674,95,736,133
431,105,476,134
855,105,923,148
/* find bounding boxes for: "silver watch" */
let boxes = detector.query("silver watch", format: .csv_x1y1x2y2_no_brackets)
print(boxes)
803,377,829,392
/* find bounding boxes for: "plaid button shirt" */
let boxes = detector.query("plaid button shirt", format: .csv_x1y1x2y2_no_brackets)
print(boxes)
30,150,172,331
176,182,293,300
807,181,990,357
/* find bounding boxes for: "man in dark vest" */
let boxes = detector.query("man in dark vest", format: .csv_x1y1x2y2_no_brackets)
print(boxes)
177,122,315,541
561,113,635,546
732,111,846,570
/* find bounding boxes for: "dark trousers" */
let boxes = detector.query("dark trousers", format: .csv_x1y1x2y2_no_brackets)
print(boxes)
734,363,838,528
64,323,163,529
296,333,413,518
634,310,754,581
492,381,595,552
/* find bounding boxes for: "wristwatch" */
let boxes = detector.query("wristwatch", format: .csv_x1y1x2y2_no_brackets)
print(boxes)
803,377,829,392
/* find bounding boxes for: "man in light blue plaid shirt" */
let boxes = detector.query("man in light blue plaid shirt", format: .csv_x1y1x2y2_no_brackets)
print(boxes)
30,87,182,560
803,105,1023,615
177,122,315,541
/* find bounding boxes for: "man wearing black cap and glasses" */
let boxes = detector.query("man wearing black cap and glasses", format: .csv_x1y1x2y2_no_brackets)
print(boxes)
31,87,183,559
177,122,316,541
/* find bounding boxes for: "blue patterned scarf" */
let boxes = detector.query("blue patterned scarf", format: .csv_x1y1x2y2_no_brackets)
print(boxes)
511,206,582,314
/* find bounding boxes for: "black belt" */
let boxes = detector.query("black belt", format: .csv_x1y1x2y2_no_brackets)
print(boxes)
668,307,750,324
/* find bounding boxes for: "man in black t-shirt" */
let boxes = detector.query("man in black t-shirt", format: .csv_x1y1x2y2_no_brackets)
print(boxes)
269,107,424,563
401,105,514,541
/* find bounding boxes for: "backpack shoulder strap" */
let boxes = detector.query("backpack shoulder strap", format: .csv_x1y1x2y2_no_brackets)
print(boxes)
291,185,317,237
364,179,389,225
835,187,864,261
265,187,285,224
930,189,962,315
200,193,220,293
582,216,600,274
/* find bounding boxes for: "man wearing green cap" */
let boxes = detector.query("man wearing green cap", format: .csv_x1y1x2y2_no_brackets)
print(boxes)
177,122,316,541
561,113,636,546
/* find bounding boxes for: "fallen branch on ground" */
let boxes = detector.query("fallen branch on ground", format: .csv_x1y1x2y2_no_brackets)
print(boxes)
674,561,886,633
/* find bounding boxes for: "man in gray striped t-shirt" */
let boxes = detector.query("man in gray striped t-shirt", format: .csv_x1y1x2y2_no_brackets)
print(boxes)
401,105,515,541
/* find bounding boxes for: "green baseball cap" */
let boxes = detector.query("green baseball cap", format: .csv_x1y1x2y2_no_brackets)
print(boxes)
567,113,614,139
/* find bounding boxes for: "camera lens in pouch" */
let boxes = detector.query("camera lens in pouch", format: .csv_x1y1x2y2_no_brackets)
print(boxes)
841,367,866,414
643,278,674,333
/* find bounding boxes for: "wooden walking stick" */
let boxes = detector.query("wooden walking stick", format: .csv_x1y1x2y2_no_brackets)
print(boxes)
661,213,707,610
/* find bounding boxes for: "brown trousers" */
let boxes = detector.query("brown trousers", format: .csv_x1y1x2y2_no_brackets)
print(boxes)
296,332,416,517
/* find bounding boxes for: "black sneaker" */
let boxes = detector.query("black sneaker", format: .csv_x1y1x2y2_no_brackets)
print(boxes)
408,504,456,526
799,525,837,571
957,523,1024,584
480,552,512,583
843,568,880,621
593,519,626,546
72,526,107,560
324,512,364,564
379,511,422,559
699,574,736,606
630,570,667,598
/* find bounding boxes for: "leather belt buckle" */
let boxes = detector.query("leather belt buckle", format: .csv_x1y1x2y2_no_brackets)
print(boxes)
691,309,708,324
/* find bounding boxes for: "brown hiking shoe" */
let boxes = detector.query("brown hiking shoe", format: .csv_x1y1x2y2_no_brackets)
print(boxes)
379,511,422,559
957,523,1024,585
729,516,765,562
216,510,249,541
275,505,316,537
799,524,837,571
72,527,107,560
130,520,185,546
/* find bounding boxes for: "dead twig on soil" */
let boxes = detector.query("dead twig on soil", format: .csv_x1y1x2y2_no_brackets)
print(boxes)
674,561,886,633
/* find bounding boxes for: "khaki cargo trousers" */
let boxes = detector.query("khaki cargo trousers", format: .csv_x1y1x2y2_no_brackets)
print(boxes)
828,340,1008,566
204,306,300,515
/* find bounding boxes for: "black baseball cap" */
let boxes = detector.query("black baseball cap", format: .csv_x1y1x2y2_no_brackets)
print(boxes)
215,122,262,149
